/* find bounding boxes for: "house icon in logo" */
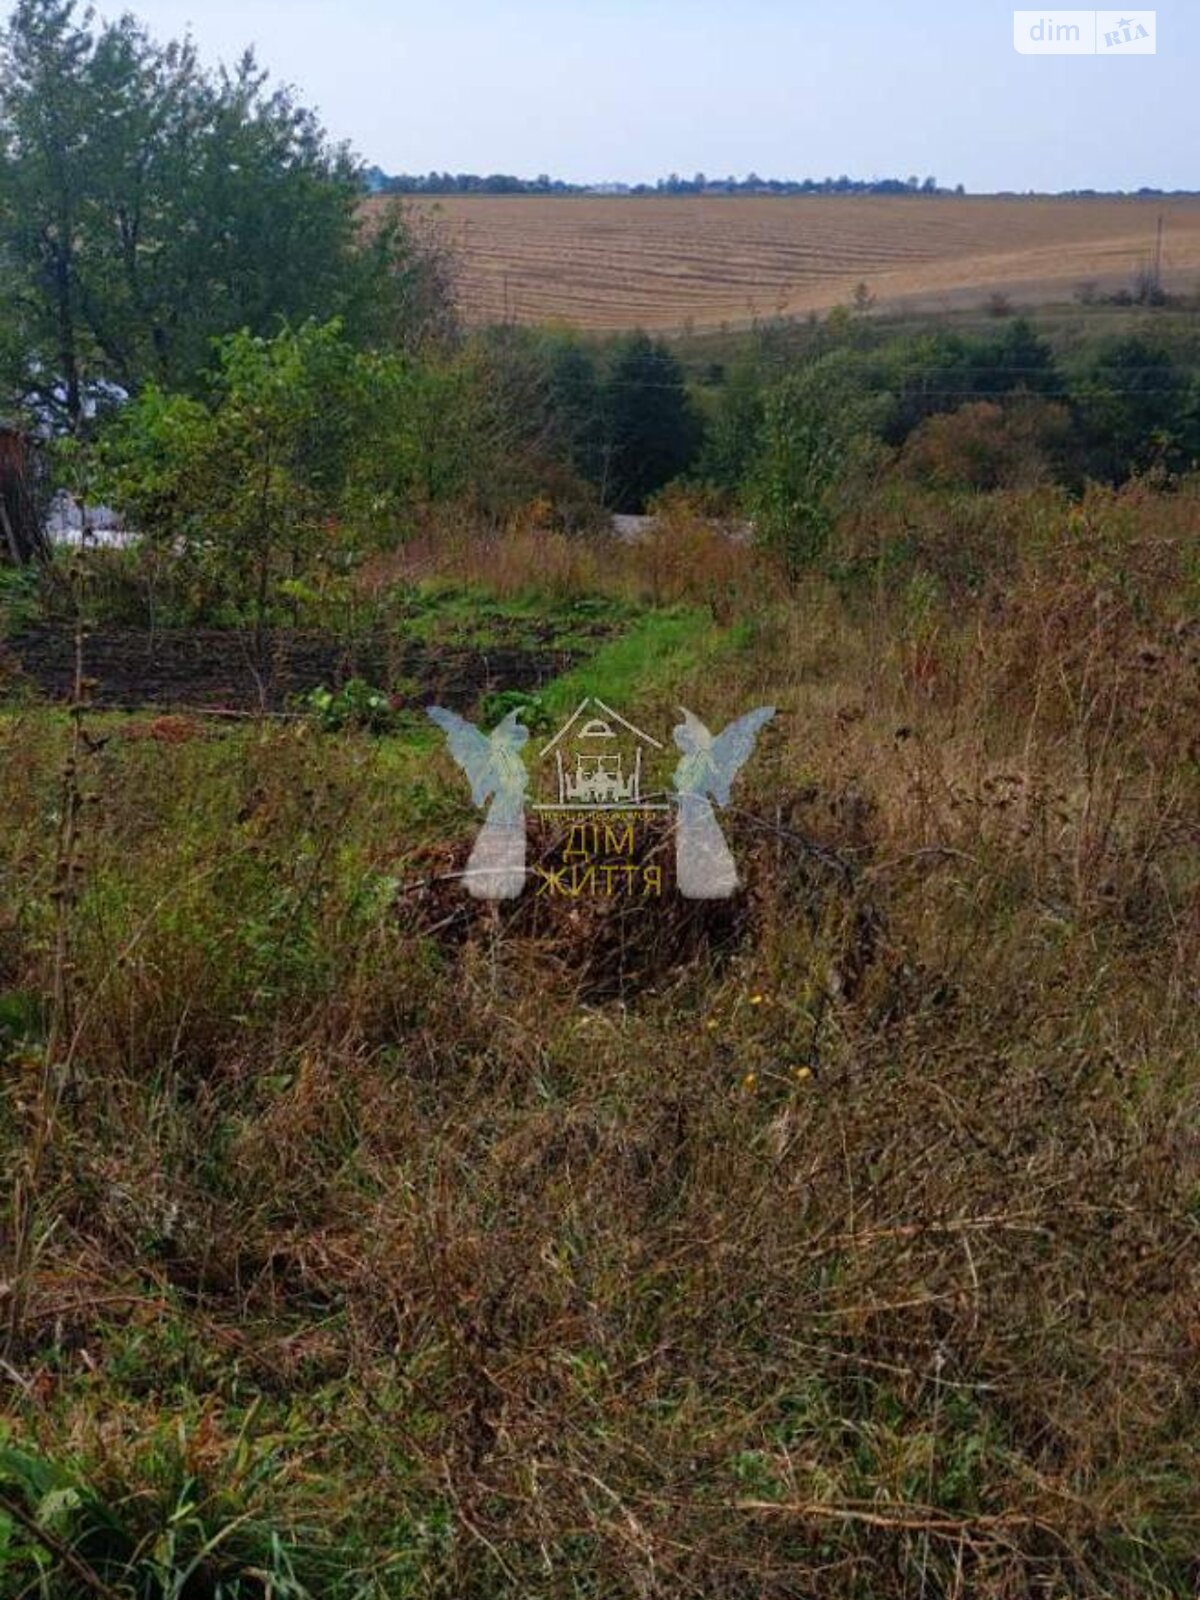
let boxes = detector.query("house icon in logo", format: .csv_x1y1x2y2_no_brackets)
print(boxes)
537,697,668,811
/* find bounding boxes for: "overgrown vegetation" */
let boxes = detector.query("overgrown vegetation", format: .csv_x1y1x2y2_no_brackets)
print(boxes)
2,481,1200,1596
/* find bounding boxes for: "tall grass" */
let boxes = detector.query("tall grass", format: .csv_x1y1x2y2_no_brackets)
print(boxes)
0,480,1198,1596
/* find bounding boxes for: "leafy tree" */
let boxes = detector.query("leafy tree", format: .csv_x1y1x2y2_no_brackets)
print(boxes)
1071,336,1199,482
697,360,766,494
964,318,1059,399
97,323,353,631
0,0,104,428
95,319,511,626
601,332,700,511
0,0,451,430
540,333,605,486
876,332,975,441
374,347,504,513
873,322,1060,445
747,357,886,572
443,326,602,526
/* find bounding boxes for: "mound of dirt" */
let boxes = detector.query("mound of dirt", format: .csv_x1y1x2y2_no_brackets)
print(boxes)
399,800,881,1003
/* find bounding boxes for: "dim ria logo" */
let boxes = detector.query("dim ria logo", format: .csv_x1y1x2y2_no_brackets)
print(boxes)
428,698,775,902
1013,11,1155,54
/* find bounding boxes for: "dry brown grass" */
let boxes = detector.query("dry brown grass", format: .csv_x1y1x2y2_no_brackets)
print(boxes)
358,491,769,618
364,194,1200,331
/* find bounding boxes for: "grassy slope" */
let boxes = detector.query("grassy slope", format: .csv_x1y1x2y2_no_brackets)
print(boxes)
670,297,1200,382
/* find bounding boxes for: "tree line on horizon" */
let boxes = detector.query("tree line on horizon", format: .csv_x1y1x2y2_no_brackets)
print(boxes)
366,167,956,197
366,168,1198,200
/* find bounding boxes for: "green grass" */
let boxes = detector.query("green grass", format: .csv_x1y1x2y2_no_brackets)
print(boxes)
391,581,639,654
536,605,733,718
669,294,1200,379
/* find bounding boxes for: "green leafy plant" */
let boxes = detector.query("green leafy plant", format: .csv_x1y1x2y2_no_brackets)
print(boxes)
0,1433,316,1598
479,687,550,733
306,678,397,734
0,563,43,636
747,358,886,574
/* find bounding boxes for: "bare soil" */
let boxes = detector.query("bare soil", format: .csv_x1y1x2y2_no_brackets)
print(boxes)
2,626,579,712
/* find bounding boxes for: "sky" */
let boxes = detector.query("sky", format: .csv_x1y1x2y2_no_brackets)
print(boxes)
80,1,1199,192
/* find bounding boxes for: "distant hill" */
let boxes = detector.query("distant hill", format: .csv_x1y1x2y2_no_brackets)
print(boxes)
364,192,1200,332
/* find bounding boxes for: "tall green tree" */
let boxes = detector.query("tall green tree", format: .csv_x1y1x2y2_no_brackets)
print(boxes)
602,333,700,512
0,0,451,430
747,356,886,573
698,359,766,493
541,333,605,486
1072,336,1199,482
0,0,100,428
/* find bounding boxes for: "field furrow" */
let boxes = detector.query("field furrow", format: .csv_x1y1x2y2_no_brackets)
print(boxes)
363,195,1200,329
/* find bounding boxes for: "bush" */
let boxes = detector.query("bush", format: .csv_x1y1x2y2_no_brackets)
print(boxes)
747,358,888,573
95,321,503,628
897,398,1075,491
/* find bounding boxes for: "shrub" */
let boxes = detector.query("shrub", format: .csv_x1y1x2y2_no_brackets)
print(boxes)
747,359,887,573
897,398,1075,491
